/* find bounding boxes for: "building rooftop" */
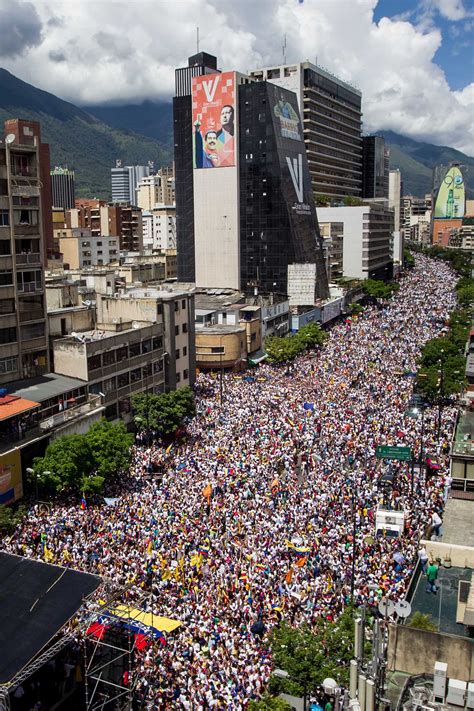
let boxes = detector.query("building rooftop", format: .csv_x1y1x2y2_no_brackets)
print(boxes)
438,498,474,548
6,373,87,403
409,565,472,638
0,396,40,422
452,410,474,457
195,324,245,334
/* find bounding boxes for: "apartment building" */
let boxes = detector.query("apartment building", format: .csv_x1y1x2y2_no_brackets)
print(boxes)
57,228,119,268
111,162,149,203
250,61,363,200
319,221,344,282
68,200,143,252
142,205,176,251
318,203,394,280
136,167,175,211
401,194,432,243
0,119,50,384
50,167,75,209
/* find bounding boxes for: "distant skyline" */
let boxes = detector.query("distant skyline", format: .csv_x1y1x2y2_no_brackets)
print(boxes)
0,0,472,155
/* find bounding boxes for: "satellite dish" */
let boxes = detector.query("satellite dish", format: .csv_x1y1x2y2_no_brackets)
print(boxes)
5,134,15,144
378,599,395,617
395,600,412,618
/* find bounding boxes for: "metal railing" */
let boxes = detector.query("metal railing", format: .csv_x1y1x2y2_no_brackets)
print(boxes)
39,395,103,432
16,252,41,265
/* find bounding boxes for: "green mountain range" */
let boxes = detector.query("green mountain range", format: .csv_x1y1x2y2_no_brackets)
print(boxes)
1,67,472,200
0,68,172,199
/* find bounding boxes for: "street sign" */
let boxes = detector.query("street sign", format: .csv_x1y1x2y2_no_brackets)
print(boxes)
376,445,412,461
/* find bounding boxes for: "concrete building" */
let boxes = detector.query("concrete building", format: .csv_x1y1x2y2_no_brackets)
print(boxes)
317,203,394,280
50,167,75,209
111,162,149,203
250,61,363,200
362,135,389,199
388,170,403,269
142,205,176,251
68,201,143,253
0,119,50,384
174,53,328,298
96,287,196,393
401,194,432,244
136,167,175,211
58,228,119,268
319,221,344,282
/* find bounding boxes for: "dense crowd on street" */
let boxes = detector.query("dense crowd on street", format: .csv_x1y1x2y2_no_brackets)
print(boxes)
2,255,459,709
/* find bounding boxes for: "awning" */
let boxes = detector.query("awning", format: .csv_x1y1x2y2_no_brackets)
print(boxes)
0,396,40,421
248,348,268,365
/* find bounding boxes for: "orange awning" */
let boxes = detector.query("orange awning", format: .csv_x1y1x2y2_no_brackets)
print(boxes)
0,397,40,421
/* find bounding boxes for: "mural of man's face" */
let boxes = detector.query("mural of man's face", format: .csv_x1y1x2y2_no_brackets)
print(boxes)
221,106,233,127
205,132,218,151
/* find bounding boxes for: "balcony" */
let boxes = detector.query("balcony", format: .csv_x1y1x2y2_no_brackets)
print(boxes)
16,253,41,265
39,395,103,433
18,281,42,293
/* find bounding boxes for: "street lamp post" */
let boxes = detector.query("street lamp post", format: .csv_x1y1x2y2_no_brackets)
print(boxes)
274,669,308,711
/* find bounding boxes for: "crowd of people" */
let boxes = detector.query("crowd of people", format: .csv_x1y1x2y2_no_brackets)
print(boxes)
2,255,458,709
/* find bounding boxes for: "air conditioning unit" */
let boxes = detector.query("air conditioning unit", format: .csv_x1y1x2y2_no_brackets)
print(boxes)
433,661,447,703
466,682,474,709
446,679,466,707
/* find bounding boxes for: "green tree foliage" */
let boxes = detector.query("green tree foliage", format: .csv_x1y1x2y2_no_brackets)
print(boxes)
362,279,400,301
315,194,331,207
404,250,415,268
408,612,437,631
32,420,133,495
0,504,27,534
348,303,364,316
265,324,327,365
131,386,195,436
342,195,363,206
456,277,474,310
85,419,133,479
268,610,357,695
248,696,291,710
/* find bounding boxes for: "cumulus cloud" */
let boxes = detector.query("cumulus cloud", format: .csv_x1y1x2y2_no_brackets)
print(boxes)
0,0,42,58
0,0,472,154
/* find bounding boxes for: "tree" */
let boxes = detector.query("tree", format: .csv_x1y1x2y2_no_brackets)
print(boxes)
85,419,133,479
343,195,363,206
408,612,437,631
131,386,195,436
0,504,27,534
315,194,331,207
265,335,303,364
362,279,400,301
295,322,328,350
268,609,358,696
33,434,95,493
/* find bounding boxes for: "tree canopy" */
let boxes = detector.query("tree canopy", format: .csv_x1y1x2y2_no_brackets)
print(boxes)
265,323,328,364
131,386,195,436
32,419,133,495
362,279,400,301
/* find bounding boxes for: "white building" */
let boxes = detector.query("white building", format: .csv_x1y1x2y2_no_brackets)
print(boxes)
136,171,175,211
317,204,394,280
388,170,403,268
111,163,150,204
142,206,176,252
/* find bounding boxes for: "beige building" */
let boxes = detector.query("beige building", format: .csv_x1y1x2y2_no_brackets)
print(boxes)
195,326,247,371
136,171,175,211
58,228,119,268
319,221,344,282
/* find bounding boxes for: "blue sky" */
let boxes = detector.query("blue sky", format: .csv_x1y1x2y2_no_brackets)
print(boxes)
374,0,474,90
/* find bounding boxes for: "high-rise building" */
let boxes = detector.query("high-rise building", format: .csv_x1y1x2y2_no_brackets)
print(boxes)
136,166,175,211
111,162,149,203
173,54,328,298
388,169,403,268
362,136,389,199
249,61,363,200
50,167,75,209
174,52,220,282
68,200,143,252
0,119,49,384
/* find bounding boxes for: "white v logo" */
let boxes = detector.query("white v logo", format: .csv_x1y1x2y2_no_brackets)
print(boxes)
202,76,220,103
286,154,304,203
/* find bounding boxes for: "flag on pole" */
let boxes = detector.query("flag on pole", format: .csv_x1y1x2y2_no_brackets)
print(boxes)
81,495,87,510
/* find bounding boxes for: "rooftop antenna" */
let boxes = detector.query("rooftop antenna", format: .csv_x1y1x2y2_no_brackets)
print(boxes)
196,26,200,53
282,34,287,64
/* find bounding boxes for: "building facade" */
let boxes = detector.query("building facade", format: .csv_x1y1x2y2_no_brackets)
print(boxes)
0,119,50,384
142,206,176,251
250,61,363,200
174,54,329,299
362,136,389,199
318,204,394,280
50,167,75,209
58,229,119,268
68,201,143,252
111,162,149,204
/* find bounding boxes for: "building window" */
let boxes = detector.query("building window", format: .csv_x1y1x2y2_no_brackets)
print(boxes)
0,327,17,344
130,367,141,383
0,240,10,255
175,349,180,360
182,323,188,334
21,322,45,340
181,299,186,309
157,304,163,316
0,210,9,226
129,342,140,358
176,372,181,383
183,346,187,357
103,350,116,366
175,324,180,336
117,372,129,388
103,376,116,393
183,369,189,380
87,354,101,371
0,298,15,314
0,272,13,286
0,356,18,373
152,336,163,350
142,339,152,354
153,360,163,373
174,301,179,312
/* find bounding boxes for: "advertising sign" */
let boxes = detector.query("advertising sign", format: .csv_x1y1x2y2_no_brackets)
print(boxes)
0,449,23,505
273,90,302,141
434,165,465,219
192,72,236,169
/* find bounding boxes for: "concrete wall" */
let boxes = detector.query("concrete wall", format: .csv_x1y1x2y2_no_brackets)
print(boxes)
53,339,88,381
387,624,474,680
194,167,240,289
48,308,94,337
49,407,105,440
421,539,474,569
97,295,159,325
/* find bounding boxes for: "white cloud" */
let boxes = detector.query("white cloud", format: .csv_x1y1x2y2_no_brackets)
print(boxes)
0,0,472,154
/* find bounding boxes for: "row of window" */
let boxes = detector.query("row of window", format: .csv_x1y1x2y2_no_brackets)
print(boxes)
87,336,164,371
89,359,164,394
0,356,18,374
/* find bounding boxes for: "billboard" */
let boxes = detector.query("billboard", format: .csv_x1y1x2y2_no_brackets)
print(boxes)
0,449,23,505
434,165,465,219
192,72,236,169
272,90,302,141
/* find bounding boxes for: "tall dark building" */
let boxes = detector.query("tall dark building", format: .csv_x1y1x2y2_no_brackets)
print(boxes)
173,55,329,299
174,52,219,282
362,135,389,199
50,167,75,209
